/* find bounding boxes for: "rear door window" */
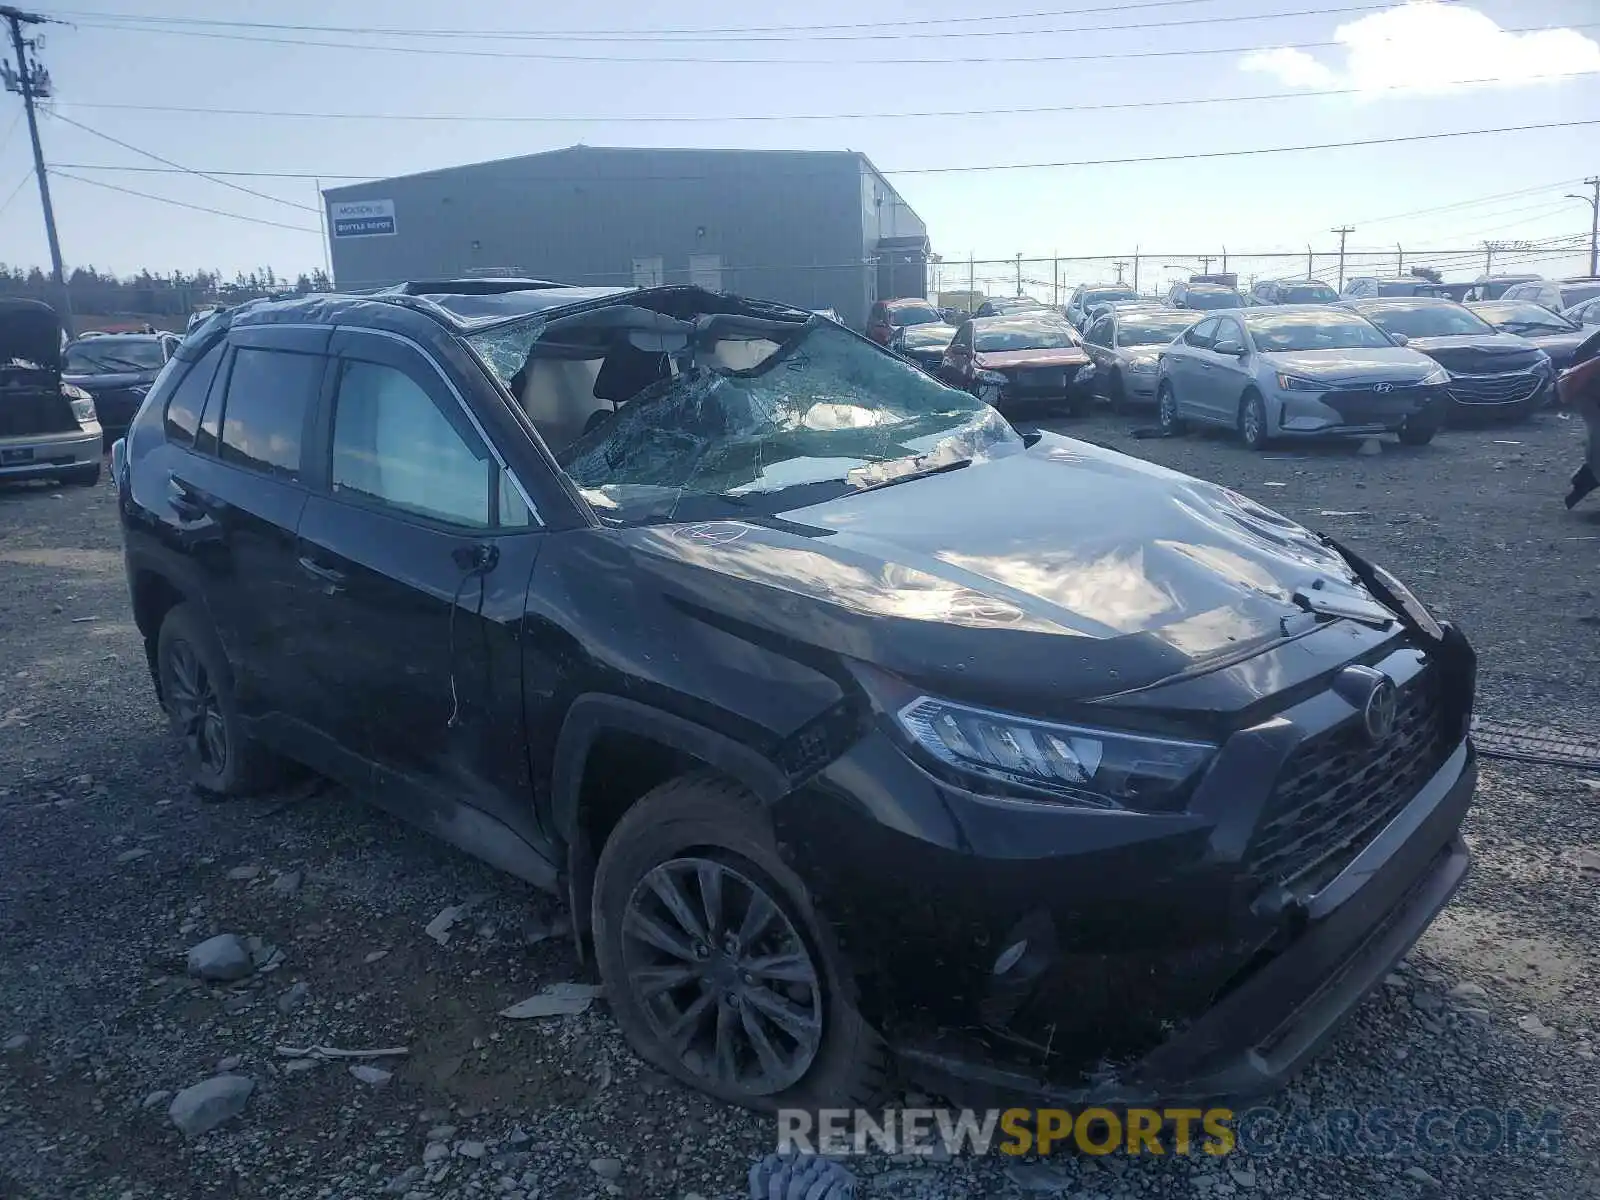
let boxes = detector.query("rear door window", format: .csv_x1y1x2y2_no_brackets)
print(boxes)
217,347,322,480
163,342,225,446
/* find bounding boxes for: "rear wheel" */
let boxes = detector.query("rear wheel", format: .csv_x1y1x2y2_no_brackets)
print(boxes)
156,603,285,795
592,773,888,1112
1239,390,1271,450
1157,382,1186,433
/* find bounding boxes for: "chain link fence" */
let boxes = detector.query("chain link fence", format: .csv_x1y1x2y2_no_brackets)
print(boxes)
930,240,1594,306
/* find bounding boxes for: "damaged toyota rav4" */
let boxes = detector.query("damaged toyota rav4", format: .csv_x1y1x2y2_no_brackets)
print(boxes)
113,280,1477,1112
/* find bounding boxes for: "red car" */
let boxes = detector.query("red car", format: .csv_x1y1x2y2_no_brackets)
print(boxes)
866,297,944,346
940,313,1091,415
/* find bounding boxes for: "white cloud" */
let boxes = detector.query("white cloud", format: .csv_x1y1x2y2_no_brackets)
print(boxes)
1240,1,1600,94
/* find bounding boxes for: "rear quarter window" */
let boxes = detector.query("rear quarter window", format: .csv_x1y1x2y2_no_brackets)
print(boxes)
161,342,225,446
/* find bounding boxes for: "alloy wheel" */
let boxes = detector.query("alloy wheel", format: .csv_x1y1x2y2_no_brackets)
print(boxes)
165,639,228,774
621,856,823,1096
1159,387,1178,429
1242,395,1265,447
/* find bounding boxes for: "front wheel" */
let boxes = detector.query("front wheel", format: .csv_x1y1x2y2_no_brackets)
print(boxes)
591,774,888,1112
1239,390,1271,450
1157,382,1186,433
1397,419,1438,446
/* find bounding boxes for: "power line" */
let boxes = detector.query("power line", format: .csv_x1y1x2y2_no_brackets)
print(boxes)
48,111,321,213
62,15,1600,66
49,170,322,233
1354,177,1591,226
0,166,33,217
60,1,1427,44
48,117,1600,184
55,73,1596,128
40,0,1389,39
0,106,23,156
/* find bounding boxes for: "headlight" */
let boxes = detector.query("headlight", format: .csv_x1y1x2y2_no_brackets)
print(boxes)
1126,356,1158,374
1275,373,1326,392
976,369,1008,386
69,395,98,425
896,696,1215,812
1420,365,1449,386
1369,562,1444,641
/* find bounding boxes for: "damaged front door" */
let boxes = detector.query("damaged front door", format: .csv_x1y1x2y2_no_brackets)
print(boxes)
294,328,552,872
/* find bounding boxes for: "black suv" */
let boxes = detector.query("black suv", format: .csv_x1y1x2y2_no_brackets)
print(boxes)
113,280,1478,1112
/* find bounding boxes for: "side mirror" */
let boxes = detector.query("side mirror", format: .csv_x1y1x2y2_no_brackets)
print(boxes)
1390,333,1410,347
1213,339,1245,356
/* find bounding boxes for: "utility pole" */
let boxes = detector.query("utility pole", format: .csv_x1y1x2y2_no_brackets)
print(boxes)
1197,255,1216,274
1132,246,1140,294
2,5,71,335
1568,178,1600,277
1052,252,1060,308
1014,252,1023,298
1397,244,1404,275
1112,260,1128,285
1484,241,1495,276
1330,226,1354,293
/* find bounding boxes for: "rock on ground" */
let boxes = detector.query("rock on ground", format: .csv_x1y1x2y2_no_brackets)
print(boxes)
167,1074,255,1138
185,933,253,982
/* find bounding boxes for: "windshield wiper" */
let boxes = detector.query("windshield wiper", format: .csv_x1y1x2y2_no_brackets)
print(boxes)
846,447,973,495
73,355,150,373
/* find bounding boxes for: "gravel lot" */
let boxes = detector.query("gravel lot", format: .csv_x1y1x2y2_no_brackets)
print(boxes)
2,411,1598,1200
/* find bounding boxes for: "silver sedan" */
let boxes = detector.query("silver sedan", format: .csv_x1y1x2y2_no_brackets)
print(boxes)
1081,307,1202,411
1154,305,1452,449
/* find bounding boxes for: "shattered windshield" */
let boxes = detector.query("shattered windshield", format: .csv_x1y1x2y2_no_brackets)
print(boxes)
469,311,1019,524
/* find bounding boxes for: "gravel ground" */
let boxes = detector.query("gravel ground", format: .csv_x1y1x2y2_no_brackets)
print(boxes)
2,410,1598,1200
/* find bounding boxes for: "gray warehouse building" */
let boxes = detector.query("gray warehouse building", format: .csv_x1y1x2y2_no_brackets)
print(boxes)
322,145,931,330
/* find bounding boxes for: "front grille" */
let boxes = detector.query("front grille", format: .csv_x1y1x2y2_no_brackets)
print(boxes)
1446,370,1543,406
1243,670,1450,892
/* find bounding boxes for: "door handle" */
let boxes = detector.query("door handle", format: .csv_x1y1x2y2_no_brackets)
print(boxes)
297,556,346,586
167,473,207,521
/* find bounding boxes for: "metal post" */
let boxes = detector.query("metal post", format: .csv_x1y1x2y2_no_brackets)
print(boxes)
1307,245,1313,279
1485,242,1494,276
1397,243,1403,276
3,5,71,336
1133,247,1140,294
1221,247,1228,274
1014,252,1023,298
1331,226,1354,293
968,252,974,302
1573,178,1600,277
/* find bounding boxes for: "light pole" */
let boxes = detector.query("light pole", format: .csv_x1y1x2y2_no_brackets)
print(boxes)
1565,179,1599,277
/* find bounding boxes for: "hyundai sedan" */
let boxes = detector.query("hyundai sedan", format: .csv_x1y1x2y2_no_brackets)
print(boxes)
1156,306,1450,448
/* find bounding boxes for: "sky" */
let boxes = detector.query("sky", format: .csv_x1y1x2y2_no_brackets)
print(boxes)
0,0,1597,290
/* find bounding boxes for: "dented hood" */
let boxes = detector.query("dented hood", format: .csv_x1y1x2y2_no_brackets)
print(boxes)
623,434,1387,701
0,297,63,373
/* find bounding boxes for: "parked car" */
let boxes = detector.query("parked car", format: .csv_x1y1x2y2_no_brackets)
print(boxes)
941,314,1090,413
1081,307,1199,410
1064,284,1140,330
1500,276,1600,314
1341,277,1450,300
892,321,958,373
1247,279,1339,306
1466,301,1592,371
112,278,1478,1113
63,332,181,446
865,297,944,346
1,297,103,486
1166,281,1246,310
973,295,1053,318
1082,298,1163,329
1155,305,1450,448
1340,297,1553,421
1463,273,1541,302
1566,295,1600,328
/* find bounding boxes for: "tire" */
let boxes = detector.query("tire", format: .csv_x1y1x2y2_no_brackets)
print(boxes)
156,602,285,796
1397,419,1437,446
1238,390,1271,450
591,772,889,1113
1157,382,1186,433
1108,370,1128,415
60,462,102,487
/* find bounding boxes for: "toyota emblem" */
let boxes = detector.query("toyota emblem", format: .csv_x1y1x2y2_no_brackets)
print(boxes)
1373,382,1394,394
1362,677,1399,743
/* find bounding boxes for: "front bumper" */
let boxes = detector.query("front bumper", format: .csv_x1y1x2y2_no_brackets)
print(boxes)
896,741,1473,1107
0,424,102,480
1276,384,1448,437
